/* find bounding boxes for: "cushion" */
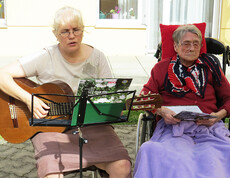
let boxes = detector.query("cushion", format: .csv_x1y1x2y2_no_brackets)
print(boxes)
160,22,207,60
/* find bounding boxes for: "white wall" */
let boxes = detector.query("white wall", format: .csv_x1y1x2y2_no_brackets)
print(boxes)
0,0,147,58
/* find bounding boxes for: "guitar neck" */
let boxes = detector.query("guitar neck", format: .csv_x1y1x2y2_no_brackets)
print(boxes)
126,93,163,111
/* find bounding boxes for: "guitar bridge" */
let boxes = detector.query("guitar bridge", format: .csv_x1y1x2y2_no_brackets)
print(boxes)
9,104,16,119
8,103,19,128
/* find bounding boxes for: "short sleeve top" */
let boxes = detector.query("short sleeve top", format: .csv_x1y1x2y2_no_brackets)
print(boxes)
19,44,112,94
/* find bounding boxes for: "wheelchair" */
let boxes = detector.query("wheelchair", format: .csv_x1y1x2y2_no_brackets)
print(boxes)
135,37,230,155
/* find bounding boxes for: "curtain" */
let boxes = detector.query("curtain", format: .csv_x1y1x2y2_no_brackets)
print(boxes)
147,0,215,54
118,0,138,19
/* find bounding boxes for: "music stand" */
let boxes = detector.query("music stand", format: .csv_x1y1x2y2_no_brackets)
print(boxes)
29,89,136,178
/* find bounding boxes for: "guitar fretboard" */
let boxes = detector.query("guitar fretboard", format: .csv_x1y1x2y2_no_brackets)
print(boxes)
47,102,74,116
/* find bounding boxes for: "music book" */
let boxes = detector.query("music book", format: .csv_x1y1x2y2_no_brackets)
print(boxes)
174,111,217,121
165,105,217,121
72,78,133,126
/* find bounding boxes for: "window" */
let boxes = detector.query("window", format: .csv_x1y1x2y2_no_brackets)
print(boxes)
0,0,6,27
146,0,220,54
97,0,145,28
99,0,138,20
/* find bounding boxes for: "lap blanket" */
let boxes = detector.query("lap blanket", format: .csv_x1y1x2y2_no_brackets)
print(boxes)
134,119,230,178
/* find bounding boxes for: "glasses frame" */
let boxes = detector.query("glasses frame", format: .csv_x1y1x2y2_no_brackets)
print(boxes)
59,29,83,38
179,41,202,50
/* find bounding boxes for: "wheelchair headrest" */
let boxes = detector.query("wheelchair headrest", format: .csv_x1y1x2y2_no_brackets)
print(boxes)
205,37,225,55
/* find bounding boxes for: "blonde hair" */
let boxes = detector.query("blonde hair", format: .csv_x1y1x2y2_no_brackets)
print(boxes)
53,7,84,34
173,24,202,45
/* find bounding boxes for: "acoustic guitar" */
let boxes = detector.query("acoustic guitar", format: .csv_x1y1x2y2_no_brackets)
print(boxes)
0,78,74,144
0,78,163,144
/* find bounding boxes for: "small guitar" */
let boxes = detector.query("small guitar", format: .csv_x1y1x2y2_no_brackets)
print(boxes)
0,78,74,143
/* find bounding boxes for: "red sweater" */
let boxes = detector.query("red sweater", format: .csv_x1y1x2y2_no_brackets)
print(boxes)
142,58,230,116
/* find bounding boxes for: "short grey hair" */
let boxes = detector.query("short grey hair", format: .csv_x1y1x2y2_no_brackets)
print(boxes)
53,7,84,34
172,24,202,45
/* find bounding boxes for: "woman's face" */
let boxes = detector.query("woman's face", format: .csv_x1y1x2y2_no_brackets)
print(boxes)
55,22,83,54
174,32,201,67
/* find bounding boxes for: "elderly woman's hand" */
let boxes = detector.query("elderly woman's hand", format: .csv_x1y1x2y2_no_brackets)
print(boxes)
156,107,180,125
196,109,227,126
196,117,219,127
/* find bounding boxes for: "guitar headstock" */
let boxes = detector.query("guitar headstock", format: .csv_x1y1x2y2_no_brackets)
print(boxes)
126,93,163,111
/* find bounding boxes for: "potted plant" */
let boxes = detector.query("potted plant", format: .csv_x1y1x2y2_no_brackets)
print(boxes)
99,11,107,19
0,0,4,18
129,8,135,19
110,6,121,19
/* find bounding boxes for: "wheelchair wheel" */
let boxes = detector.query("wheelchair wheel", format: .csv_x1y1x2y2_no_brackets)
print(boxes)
136,112,155,155
140,120,153,144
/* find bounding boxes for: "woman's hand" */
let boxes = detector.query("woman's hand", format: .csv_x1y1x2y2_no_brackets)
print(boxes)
26,95,50,119
196,109,227,126
156,107,180,125
196,117,219,127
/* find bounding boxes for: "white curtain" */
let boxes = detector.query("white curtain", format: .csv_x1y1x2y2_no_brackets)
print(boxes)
147,0,216,54
118,0,138,19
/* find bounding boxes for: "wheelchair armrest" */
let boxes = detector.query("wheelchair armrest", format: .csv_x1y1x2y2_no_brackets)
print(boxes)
142,111,155,120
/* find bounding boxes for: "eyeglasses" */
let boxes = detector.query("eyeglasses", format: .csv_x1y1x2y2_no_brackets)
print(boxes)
59,29,83,38
180,41,201,49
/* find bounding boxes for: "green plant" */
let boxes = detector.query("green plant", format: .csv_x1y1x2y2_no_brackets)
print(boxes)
129,8,135,16
113,110,143,125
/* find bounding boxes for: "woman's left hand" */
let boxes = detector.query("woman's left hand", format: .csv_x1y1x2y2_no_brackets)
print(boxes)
196,109,227,126
196,116,219,126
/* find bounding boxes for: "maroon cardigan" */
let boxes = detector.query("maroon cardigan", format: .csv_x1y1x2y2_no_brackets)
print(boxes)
142,58,230,116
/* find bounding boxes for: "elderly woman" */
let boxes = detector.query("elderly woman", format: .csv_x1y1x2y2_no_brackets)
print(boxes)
134,25,230,178
0,7,131,178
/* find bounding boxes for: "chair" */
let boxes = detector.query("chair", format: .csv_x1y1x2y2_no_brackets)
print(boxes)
64,166,109,178
135,37,230,154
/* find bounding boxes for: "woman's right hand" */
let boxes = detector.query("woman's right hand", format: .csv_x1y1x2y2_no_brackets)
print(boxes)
156,107,180,125
26,96,50,119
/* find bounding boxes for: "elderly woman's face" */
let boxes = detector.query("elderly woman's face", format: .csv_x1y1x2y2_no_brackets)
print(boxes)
174,32,201,67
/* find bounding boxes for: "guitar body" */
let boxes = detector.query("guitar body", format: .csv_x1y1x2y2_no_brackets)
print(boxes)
0,78,74,143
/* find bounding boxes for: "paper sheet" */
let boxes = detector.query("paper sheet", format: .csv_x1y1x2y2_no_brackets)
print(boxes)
165,105,202,114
